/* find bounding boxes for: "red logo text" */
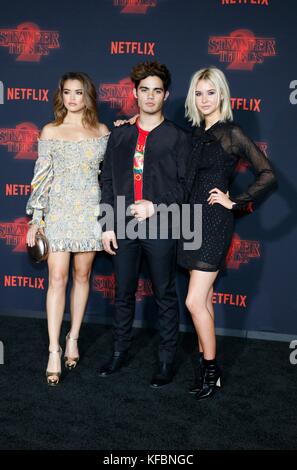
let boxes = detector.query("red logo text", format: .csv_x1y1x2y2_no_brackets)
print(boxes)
113,0,157,14
208,29,276,70
226,233,261,269
99,77,138,116
0,122,39,159
221,0,269,5
231,98,261,112
0,22,60,61
5,184,32,197
213,292,247,307
3,275,44,289
0,217,28,252
93,274,153,303
7,87,49,102
111,41,155,55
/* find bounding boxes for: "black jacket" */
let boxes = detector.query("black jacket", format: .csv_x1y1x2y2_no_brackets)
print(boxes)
100,119,190,227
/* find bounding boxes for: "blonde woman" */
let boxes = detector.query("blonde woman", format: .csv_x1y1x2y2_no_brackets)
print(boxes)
178,67,276,400
26,72,109,385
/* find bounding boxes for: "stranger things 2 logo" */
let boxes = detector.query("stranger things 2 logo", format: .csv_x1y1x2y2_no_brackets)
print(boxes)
0,22,60,62
208,29,276,70
0,217,28,252
0,123,39,159
226,233,261,269
99,77,139,116
113,0,157,14
93,274,153,303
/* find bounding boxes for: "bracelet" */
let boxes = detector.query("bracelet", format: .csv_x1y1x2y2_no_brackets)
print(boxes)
28,218,45,228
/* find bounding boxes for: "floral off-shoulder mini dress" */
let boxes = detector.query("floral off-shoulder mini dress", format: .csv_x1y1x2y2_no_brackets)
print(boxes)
26,135,109,252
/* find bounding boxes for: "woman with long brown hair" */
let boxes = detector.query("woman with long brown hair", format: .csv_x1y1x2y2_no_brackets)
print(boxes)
26,72,109,385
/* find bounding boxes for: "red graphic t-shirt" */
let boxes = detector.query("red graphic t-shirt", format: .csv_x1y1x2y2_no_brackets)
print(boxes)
133,120,150,201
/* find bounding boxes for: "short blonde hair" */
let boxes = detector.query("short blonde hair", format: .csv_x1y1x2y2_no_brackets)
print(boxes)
185,67,233,127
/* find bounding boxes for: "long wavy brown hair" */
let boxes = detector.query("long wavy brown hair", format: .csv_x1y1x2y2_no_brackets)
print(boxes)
53,72,99,128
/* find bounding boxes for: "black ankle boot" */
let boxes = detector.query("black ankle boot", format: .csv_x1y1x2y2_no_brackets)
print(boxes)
150,361,174,388
99,351,127,377
195,359,222,401
188,351,204,394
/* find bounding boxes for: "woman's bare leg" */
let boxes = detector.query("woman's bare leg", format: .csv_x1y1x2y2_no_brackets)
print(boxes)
65,251,96,361
186,270,218,360
196,286,214,353
46,252,71,377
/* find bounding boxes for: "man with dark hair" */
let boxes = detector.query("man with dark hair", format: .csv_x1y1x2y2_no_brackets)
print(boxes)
99,61,190,388
130,61,171,91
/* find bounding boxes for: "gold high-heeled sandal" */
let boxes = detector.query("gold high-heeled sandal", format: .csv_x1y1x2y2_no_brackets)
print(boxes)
64,332,79,369
46,346,62,386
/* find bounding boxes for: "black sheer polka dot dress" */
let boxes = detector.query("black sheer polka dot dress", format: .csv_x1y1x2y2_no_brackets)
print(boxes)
177,121,276,272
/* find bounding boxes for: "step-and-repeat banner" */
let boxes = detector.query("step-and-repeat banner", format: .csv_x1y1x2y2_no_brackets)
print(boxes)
1,0,296,338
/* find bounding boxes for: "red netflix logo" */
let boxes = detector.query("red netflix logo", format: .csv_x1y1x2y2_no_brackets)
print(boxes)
213,292,247,308
111,41,155,56
93,274,153,303
113,0,157,14
7,87,49,102
5,184,32,197
208,29,276,70
221,0,269,5
0,217,28,252
0,122,39,159
0,22,60,62
99,77,138,116
231,98,261,112
0,81,49,104
226,233,261,269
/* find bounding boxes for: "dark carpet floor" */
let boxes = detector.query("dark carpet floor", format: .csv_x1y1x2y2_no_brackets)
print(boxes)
0,315,296,450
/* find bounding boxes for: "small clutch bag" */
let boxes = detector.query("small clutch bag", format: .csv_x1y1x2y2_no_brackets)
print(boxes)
27,230,49,263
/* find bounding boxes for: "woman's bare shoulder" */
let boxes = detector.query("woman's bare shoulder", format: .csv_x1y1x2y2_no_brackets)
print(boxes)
97,122,110,137
39,123,59,140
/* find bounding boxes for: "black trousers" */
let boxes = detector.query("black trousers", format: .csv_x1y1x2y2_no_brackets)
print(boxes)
112,237,179,363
